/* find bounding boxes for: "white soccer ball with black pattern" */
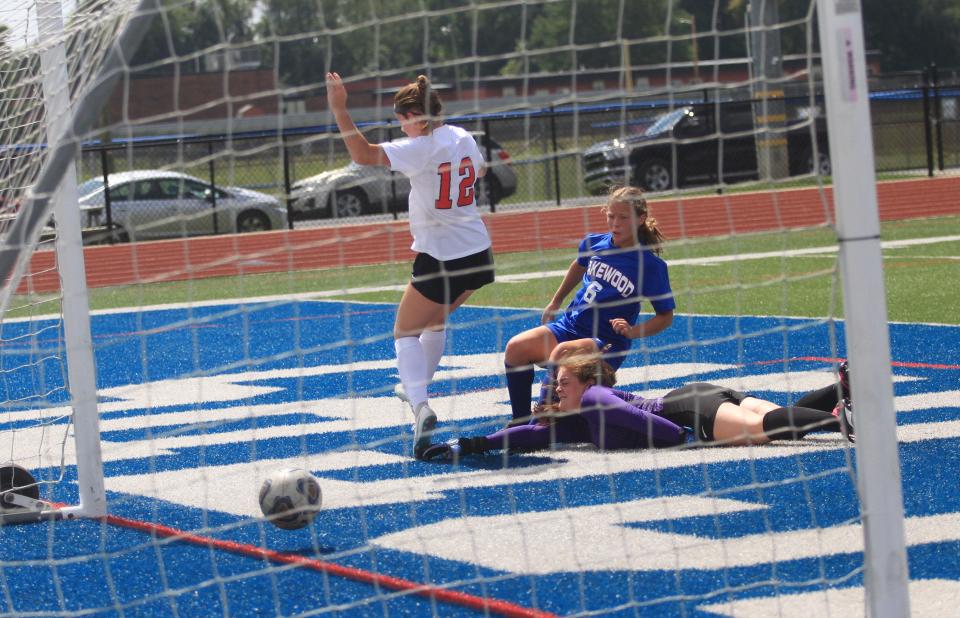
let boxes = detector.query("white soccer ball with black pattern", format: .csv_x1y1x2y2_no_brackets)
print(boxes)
258,468,322,530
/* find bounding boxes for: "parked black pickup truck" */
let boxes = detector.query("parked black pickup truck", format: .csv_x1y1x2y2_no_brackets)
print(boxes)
582,101,830,194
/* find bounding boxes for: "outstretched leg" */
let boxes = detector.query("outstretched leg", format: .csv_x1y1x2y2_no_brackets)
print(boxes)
712,403,843,445
795,361,850,411
394,284,475,457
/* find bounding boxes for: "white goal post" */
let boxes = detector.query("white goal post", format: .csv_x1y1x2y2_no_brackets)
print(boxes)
0,0,156,521
816,0,910,614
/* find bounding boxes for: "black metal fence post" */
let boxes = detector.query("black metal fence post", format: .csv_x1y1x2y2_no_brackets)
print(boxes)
922,67,934,177
549,105,561,206
208,141,218,233
99,147,114,244
388,126,399,220
931,63,945,172
281,133,294,229
482,118,495,212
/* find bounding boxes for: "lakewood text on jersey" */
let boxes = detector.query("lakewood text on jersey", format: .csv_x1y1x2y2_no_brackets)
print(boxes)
586,256,636,297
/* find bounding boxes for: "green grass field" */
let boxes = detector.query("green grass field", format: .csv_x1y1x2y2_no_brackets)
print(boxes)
30,213,955,327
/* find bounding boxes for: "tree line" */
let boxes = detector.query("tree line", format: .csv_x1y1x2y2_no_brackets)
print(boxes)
2,0,959,87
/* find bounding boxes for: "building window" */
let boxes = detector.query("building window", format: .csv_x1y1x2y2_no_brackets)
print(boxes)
284,99,306,115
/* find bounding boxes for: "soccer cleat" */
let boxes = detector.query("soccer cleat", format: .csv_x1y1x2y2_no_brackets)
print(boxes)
838,360,851,403
421,437,489,461
832,397,855,442
421,440,460,461
412,402,438,459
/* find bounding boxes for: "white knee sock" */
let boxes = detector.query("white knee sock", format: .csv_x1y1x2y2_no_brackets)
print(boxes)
395,336,428,409
419,329,447,383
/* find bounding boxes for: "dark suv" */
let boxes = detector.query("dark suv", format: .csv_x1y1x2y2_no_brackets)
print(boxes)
583,101,830,194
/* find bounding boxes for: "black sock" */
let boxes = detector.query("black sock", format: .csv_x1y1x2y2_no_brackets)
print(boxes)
761,406,841,440
795,384,841,412
505,363,535,420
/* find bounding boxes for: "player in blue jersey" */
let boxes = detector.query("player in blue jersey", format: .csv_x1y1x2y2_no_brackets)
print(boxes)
421,356,853,460
502,185,675,424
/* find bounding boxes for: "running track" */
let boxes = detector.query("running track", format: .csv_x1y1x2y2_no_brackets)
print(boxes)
20,176,960,294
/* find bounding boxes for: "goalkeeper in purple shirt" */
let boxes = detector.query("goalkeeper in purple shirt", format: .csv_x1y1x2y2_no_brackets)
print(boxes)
502,185,675,425
422,356,854,460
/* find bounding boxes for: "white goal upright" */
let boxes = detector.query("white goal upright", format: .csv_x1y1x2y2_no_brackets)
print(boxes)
0,0,913,616
1,0,155,521
815,0,910,614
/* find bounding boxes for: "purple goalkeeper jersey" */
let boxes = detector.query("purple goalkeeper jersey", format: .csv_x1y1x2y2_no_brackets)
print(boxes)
485,386,681,451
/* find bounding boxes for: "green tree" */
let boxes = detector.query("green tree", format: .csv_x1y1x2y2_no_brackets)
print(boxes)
501,0,677,75
132,0,256,72
861,0,960,71
257,0,508,87
255,0,331,86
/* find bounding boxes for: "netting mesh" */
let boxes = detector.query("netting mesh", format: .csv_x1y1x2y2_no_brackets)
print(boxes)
0,0,929,615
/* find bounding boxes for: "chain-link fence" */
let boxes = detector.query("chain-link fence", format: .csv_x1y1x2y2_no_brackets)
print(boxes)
72,76,960,244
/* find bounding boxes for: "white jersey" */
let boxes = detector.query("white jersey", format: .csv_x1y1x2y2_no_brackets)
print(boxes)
380,125,492,261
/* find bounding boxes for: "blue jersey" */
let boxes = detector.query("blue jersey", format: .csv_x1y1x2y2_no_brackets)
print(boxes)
552,233,674,346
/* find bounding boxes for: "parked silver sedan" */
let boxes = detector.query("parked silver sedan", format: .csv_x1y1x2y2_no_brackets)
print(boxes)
78,171,287,241
289,133,517,219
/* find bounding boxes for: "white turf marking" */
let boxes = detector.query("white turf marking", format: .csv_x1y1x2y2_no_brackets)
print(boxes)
371,499,960,575
103,417,959,520
2,355,948,470
107,450,411,515
697,579,960,617
40,356,960,585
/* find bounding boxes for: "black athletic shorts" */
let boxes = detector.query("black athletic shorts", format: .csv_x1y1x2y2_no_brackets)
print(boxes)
411,247,495,305
659,382,749,442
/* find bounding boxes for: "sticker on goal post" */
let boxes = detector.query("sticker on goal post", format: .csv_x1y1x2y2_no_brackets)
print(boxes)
837,27,859,102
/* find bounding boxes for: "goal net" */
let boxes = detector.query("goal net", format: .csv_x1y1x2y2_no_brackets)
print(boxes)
1,0,915,615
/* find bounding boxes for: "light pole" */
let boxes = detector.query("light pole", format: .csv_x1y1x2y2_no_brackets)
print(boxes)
678,16,700,82
440,24,462,100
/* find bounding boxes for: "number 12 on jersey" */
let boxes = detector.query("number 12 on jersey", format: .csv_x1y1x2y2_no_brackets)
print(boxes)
435,157,477,209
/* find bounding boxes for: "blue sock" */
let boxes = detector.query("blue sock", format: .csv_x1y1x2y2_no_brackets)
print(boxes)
505,363,535,420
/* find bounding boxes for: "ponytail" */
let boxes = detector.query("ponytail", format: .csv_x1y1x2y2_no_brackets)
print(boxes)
394,74,443,119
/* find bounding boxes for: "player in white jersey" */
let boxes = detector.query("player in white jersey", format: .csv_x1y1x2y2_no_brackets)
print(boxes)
326,72,495,458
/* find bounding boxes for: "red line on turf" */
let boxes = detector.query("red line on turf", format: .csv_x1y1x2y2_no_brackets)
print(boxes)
890,361,960,370
102,513,555,618
756,356,960,370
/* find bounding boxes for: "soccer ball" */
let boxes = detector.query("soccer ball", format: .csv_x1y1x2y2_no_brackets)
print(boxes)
258,468,322,530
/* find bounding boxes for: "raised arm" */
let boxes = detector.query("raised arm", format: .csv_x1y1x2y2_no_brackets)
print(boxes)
541,259,587,324
326,72,388,167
